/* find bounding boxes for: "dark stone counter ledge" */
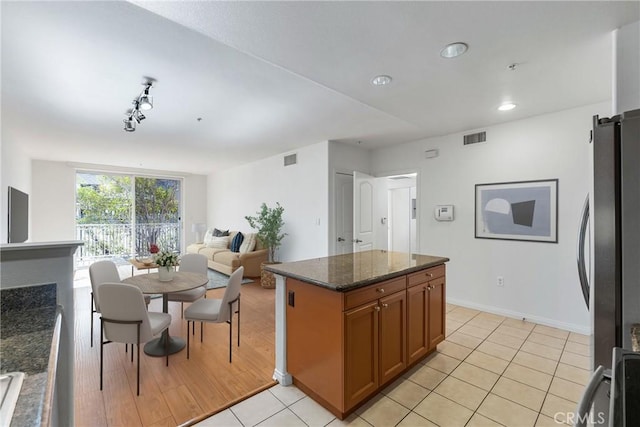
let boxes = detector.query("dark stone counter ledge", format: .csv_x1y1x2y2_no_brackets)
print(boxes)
0,284,57,427
264,250,449,292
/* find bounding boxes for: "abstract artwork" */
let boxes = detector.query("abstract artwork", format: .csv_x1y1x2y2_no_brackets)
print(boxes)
475,179,558,243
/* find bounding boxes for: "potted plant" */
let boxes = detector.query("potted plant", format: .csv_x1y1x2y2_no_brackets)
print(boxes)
245,202,286,288
153,250,179,282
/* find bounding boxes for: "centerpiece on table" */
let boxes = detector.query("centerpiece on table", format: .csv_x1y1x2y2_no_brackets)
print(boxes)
153,249,179,282
245,202,286,289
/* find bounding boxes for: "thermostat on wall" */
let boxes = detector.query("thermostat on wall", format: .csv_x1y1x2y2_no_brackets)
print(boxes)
434,205,454,221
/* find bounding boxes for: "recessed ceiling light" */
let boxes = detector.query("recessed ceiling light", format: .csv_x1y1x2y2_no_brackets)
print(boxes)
498,103,517,111
440,42,468,59
371,75,392,86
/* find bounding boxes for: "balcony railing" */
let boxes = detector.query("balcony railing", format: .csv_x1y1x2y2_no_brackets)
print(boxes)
75,223,181,267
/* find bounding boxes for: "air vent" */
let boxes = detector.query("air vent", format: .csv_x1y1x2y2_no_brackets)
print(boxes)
284,153,297,166
463,131,486,145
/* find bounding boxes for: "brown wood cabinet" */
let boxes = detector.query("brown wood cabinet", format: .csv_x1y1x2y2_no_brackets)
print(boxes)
427,276,446,349
344,301,378,409
286,264,445,419
407,265,446,365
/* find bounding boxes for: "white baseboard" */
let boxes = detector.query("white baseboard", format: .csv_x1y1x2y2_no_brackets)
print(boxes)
446,297,591,336
272,369,292,386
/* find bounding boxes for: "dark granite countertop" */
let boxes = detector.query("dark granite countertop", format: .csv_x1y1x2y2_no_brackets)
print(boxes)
0,283,57,427
264,250,449,291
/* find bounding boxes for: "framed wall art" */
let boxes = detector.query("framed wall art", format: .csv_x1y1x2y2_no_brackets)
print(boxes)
475,179,558,243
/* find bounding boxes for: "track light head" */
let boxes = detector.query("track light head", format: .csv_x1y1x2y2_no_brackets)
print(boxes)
139,81,154,110
135,110,146,122
123,116,136,132
139,94,153,110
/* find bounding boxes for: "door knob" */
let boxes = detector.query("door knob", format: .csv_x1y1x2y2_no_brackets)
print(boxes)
353,239,363,243
337,237,345,242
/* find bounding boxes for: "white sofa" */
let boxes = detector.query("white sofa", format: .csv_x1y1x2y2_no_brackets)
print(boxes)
186,231,268,277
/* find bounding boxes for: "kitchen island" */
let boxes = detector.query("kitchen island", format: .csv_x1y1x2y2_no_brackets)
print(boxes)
265,250,449,419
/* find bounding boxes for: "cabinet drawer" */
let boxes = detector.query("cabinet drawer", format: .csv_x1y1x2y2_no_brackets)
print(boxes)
407,265,445,288
344,277,406,310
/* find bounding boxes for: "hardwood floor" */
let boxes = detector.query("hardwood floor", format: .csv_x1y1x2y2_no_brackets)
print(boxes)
74,280,276,426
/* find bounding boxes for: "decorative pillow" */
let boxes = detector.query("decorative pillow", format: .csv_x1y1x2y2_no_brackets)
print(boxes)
207,236,230,249
230,232,244,253
213,228,230,237
239,233,257,253
203,228,214,246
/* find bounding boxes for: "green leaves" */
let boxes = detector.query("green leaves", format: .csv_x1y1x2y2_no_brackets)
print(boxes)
245,202,287,262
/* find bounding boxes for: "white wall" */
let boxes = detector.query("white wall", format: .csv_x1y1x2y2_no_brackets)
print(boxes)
183,174,208,246
371,103,611,333
208,141,329,262
1,139,32,242
615,20,640,113
32,160,77,241
30,160,207,248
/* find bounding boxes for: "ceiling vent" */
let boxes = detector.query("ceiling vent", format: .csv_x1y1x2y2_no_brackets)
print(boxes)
463,131,486,145
284,153,297,166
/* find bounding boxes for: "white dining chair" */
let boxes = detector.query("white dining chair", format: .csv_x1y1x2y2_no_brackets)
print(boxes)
98,283,172,395
184,266,243,362
167,253,208,321
89,260,150,347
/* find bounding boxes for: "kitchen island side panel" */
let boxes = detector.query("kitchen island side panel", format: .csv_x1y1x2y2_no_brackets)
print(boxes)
286,278,345,413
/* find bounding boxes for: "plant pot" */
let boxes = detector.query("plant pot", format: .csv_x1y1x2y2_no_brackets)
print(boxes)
260,261,280,289
158,266,175,282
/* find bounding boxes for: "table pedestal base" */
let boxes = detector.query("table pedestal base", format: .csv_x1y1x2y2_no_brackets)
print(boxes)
144,334,185,357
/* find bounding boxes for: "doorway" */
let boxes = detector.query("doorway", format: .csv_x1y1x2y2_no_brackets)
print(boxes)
387,174,417,253
333,170,418,255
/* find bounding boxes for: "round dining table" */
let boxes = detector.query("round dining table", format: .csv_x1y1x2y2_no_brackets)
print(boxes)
123,271,209,357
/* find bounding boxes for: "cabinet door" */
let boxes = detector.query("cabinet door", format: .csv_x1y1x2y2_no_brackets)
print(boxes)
428,277,446,349
379,291,407,385
344,301,379,410
406,284,428,365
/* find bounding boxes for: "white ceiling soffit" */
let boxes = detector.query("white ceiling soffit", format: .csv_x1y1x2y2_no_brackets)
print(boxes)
2,1,639,174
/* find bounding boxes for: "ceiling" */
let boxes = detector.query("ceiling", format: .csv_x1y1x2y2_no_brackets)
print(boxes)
2,1,638,175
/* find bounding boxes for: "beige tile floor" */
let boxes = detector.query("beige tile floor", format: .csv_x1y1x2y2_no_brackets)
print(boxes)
195,304,591,427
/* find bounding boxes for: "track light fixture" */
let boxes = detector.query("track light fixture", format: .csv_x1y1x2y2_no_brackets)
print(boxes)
123,77,155,132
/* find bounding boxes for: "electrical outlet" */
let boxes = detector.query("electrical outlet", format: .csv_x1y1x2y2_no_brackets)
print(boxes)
497,276,504,287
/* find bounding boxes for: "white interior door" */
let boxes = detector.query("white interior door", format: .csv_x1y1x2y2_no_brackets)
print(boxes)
354,171,375,252
335,172,354,255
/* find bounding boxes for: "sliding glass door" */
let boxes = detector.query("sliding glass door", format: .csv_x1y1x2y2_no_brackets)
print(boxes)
134,177,181,255
75,172,182,265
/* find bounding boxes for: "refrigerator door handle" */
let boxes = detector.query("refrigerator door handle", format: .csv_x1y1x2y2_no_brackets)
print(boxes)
574,365,607,427
577,195,590,308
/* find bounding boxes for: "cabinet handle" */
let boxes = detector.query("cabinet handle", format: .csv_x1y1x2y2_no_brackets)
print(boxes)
382,303,389,308
427,286,432,291
377,288,385,293
374,306,381,311
426,272,433,277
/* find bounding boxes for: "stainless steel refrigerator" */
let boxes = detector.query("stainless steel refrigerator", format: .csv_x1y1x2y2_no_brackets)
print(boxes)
578,108,640,370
